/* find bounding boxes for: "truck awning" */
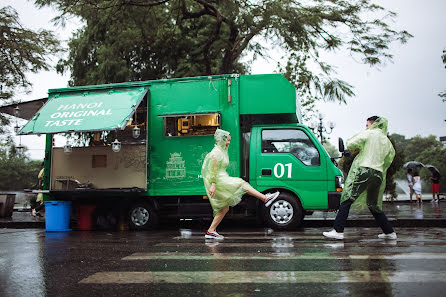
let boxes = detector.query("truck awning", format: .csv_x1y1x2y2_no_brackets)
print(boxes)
0,98,48,120
19,87,148,135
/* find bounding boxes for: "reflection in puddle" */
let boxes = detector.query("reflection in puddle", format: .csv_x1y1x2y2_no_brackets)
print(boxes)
179,229,193,239
271,236,294,256
324,242,345,249
3,232,46,296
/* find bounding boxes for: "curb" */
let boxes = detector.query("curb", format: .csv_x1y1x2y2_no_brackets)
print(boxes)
0,222,45,229
303,219,446,228
1,219,446,229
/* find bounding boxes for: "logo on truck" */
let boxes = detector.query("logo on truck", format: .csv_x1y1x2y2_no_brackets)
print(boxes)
165,152,186,179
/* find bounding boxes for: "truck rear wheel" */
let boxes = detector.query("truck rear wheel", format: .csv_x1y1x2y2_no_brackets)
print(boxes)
264,193,303,230
128,202,159,230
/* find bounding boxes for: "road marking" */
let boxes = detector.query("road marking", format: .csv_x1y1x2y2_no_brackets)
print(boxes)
122,252,446,260
154,241,444,247
80,271,446,284
173,235,443,241
175,235,360,240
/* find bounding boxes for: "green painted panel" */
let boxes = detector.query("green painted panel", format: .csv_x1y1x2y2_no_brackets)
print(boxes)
152,78,228,115
239,74,296,115
147,78,242,196
19,87,147,134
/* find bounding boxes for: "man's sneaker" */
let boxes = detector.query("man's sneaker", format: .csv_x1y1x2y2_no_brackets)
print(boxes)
205,230,224,240
378,232,397,240
322,229,344,240
264,192,280,207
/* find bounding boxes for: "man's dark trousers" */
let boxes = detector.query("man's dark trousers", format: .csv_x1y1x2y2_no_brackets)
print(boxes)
333,167,394,234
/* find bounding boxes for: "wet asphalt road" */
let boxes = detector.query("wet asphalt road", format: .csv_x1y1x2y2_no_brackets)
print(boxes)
1,227,446,297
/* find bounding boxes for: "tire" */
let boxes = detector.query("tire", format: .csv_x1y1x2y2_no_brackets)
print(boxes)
264,193,303,230
128,202,159,230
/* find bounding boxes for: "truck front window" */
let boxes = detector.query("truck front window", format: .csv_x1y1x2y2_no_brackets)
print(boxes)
261,129,320,166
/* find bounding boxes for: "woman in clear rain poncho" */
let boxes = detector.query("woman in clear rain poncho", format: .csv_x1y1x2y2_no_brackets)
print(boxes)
323,116,397,240
202,129,279,240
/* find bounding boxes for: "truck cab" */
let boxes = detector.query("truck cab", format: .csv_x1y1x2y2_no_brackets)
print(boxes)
246,124,343,229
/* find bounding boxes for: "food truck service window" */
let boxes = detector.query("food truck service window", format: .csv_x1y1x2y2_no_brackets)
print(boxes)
162,113,220,137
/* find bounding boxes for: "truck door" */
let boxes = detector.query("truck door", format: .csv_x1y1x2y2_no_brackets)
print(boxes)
252,128,328,209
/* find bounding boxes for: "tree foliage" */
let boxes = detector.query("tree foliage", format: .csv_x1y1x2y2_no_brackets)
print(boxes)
0,138,42,191
0,5,60,133
397,135,443,162
35,0,411,109
391,133,446,192
323,141,339,159
0,5,60,100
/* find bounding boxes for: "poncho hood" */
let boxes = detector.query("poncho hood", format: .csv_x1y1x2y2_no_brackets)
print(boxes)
369,117,388,135
214,128,230,150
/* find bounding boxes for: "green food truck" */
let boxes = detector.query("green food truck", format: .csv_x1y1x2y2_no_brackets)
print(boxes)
11,74,344,230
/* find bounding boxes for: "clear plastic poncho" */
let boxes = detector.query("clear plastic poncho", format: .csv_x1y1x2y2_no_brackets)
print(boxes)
341,117,395,211
201,129,249,216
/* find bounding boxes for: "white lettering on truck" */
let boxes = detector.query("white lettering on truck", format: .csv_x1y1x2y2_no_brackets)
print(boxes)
273,163,292,178
47,102,112,127
44,119,83,127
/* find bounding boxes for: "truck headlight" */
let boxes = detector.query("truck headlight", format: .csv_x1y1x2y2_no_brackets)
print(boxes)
335,175,344,192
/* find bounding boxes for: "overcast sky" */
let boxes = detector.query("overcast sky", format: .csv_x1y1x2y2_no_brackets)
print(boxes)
3,0,446,160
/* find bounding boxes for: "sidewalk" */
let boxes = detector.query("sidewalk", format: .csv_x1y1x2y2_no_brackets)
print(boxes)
1,199,445,229
305,199,446,228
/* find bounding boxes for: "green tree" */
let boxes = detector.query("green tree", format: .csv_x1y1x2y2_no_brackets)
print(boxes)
323,141,339,159
389,133,407,154
0,138,42,191
399,135,445,193
403,135,443,162
0,5,60,133
35,0,411,109
417,147,446,193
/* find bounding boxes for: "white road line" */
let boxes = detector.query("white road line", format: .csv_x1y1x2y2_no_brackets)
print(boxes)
173,235,442,241
80,271,446,284
122,252,446,260
154,241,443,247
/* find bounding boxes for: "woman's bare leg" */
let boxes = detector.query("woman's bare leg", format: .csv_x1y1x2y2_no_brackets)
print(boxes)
208,206,229,232
416,194,422,204
244,183,267,201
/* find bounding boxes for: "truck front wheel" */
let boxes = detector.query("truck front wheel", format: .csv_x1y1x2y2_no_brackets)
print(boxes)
128,202,159,230
264,193,303,230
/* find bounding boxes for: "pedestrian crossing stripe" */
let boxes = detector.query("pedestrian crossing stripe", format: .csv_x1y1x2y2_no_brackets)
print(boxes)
154,241,444,247
79,271,446,284
122,252,446,260
173,235,443,240
176,229,446,237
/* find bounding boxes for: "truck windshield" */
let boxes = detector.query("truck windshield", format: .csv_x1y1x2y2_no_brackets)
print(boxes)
261,129,320,166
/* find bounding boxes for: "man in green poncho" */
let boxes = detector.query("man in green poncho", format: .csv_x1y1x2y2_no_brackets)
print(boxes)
323,116,397,240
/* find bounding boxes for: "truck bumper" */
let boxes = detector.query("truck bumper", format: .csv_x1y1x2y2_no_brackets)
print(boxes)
328,191,341,210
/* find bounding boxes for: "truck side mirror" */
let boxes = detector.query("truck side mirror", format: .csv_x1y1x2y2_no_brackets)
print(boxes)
338,138,345,152
338,137,351,158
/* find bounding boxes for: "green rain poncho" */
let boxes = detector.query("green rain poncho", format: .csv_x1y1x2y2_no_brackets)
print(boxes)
202,129,249,216
341,117,395,212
